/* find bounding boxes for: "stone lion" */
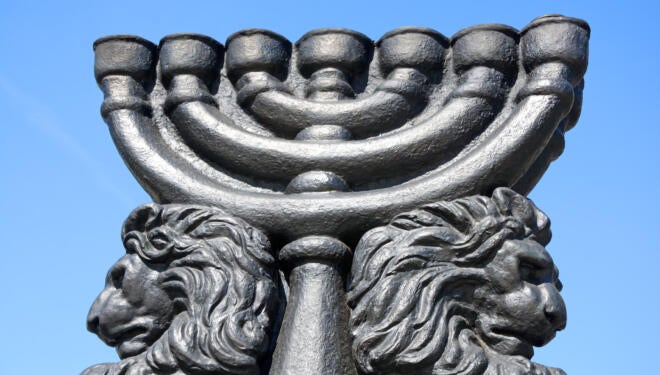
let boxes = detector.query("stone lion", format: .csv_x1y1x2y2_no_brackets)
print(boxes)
348,188,566,375
83,204,279,375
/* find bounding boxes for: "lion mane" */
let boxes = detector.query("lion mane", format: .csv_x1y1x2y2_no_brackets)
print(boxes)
84,203,279,375
347,188,564,375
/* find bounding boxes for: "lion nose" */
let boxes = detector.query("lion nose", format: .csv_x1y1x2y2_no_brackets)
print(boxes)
87,313,100,334
87,288,110,334
87,299,103,334
541,284,567,331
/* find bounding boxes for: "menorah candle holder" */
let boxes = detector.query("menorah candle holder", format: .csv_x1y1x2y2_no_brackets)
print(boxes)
84,14,589,375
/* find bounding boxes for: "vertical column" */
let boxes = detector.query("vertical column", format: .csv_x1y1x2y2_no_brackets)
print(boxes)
270,236,356,375
294,29,372,141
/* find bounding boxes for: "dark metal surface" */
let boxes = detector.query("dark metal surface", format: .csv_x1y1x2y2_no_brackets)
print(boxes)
83,204,280,374
348,188,566,375
85,14,589,374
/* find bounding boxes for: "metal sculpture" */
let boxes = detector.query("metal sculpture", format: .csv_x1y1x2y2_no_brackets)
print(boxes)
84,14,589,374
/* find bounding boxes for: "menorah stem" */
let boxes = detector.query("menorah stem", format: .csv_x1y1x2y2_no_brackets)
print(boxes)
271,236,356,375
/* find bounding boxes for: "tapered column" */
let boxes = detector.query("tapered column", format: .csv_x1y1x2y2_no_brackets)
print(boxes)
271,236,356,375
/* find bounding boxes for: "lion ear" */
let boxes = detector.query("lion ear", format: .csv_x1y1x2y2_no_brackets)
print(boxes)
122,203,161,237
492,188,533,221
492,187,551,245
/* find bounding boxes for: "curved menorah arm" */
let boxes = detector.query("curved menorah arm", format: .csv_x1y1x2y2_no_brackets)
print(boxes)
94,15,586,242
166,26,519,187
101,85,571,243
227,27,447,139
239,86,424,139
170,95,499,187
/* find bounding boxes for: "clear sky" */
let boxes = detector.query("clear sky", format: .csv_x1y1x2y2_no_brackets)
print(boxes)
1,1,658,374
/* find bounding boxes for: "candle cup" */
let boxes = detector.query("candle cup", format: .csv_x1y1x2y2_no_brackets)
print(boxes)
94,35,157,86
296,28,372,79
377,27,448,77
451,24,519,75
521,15,590,85
225,29,291,84
159,33,222,87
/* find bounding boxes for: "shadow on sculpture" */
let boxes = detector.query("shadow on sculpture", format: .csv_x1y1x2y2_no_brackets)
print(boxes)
348,188,565,375
83,204,279,375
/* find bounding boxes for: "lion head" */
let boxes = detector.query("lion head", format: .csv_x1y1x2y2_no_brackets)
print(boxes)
84,204,279,375
347,188,566,375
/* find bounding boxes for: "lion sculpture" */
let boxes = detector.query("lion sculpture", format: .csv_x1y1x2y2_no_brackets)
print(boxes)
348,188,567,375
83,204,279,375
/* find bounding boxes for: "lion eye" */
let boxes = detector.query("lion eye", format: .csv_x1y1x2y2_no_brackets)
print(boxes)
519,264,536,284
519,262,552,285
148,230,171,250
109,265,125,288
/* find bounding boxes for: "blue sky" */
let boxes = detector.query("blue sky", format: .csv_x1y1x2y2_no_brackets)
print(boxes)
1,1,658,374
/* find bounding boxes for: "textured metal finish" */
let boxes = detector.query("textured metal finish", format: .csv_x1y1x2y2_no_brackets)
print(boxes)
348,188,565,375
83,204,279,374
85,14,589,374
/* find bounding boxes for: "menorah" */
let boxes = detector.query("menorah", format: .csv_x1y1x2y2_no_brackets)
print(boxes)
85,14,589,375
